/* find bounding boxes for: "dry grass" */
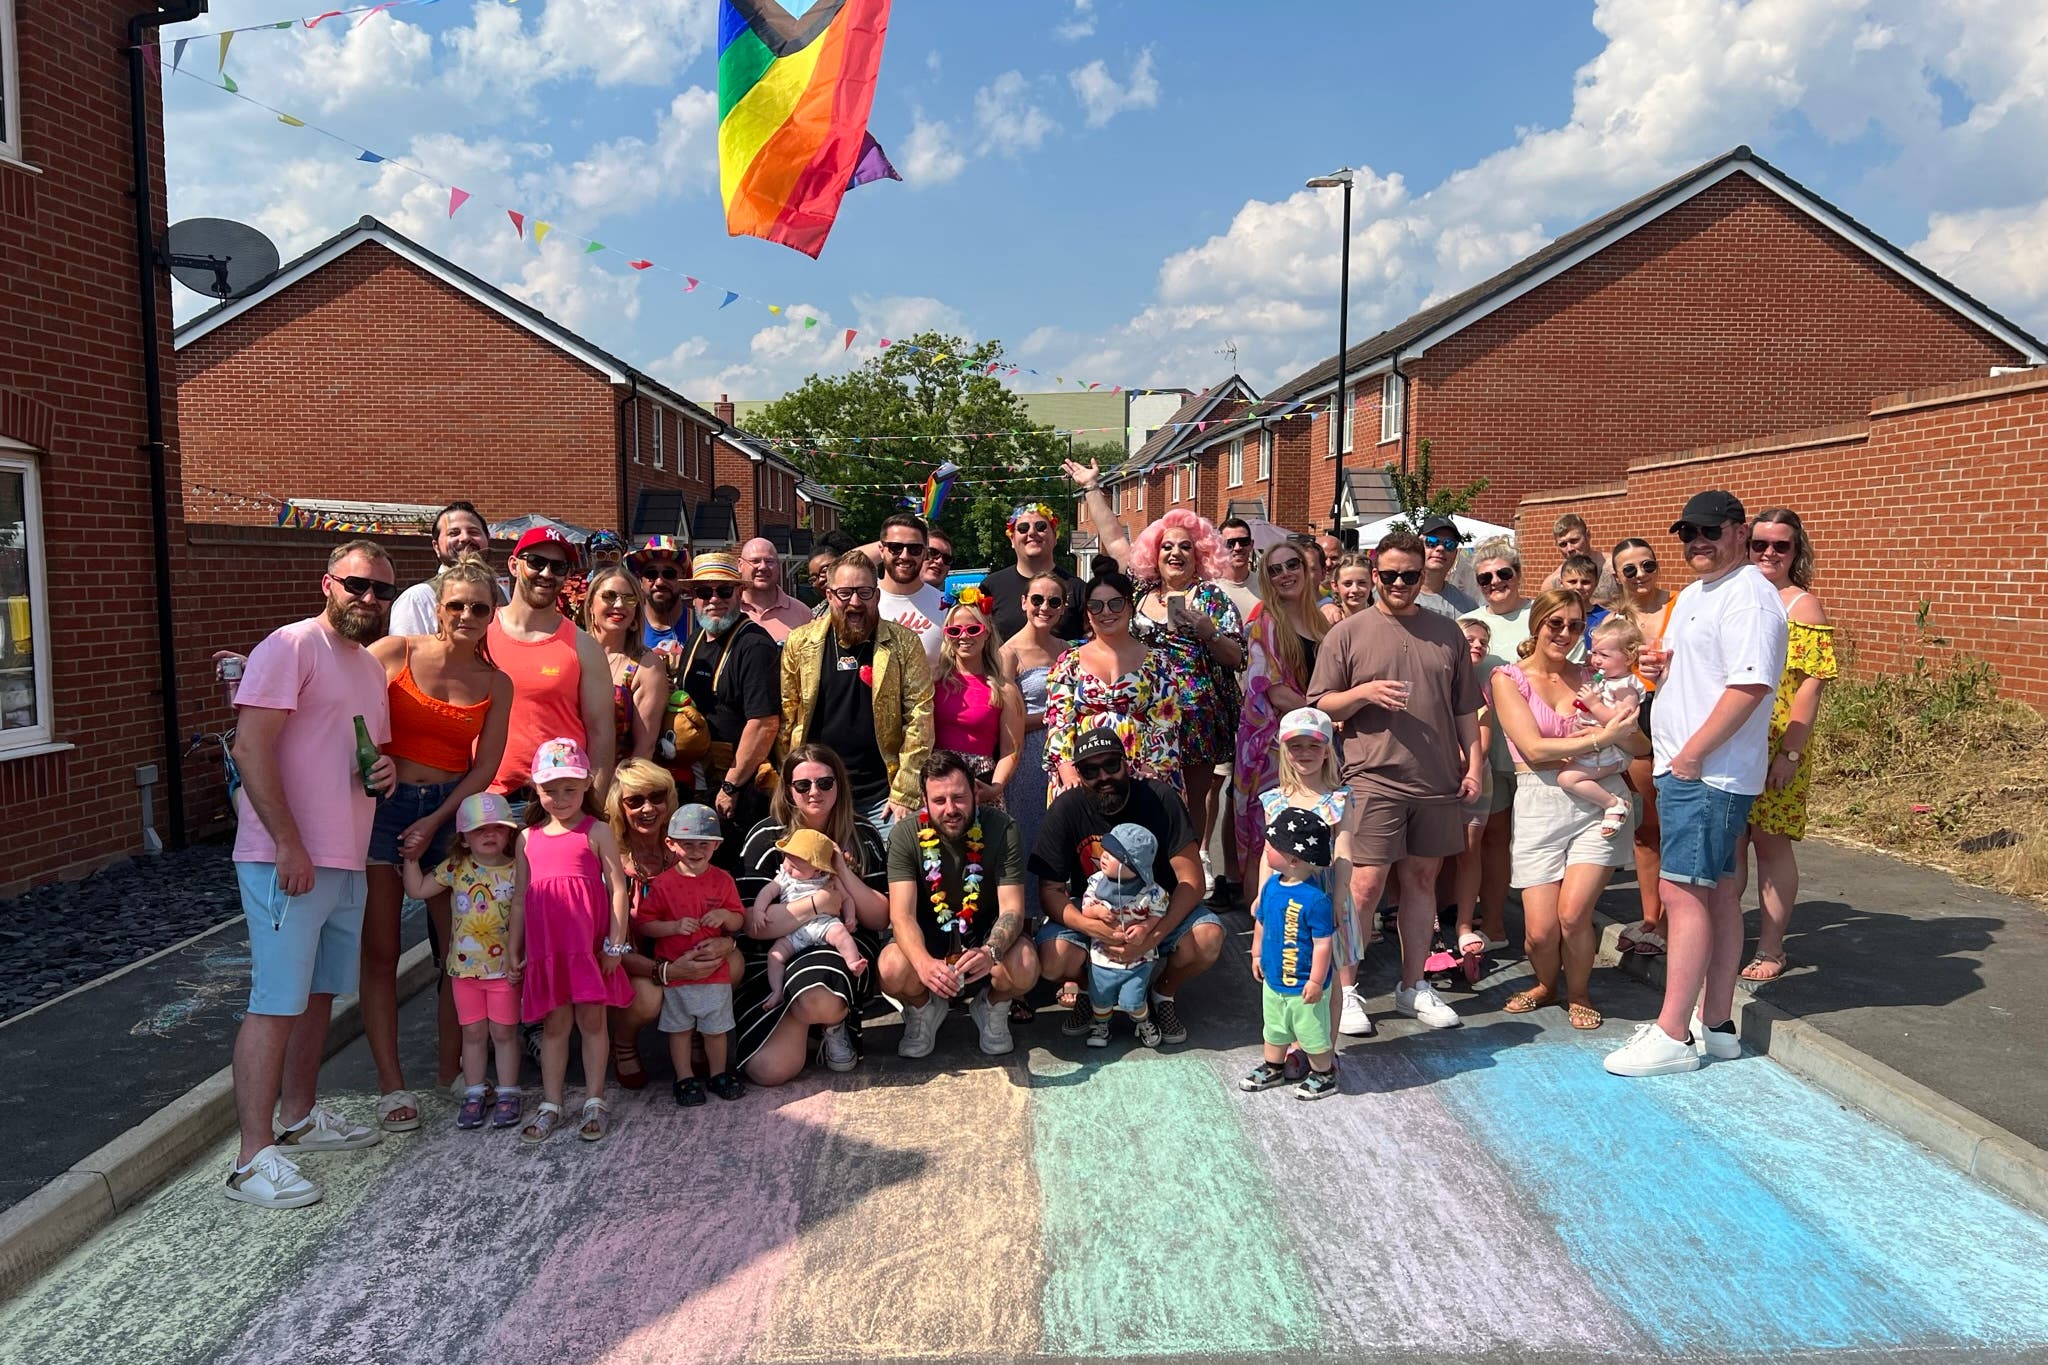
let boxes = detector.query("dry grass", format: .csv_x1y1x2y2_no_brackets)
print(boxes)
1806,653,2048,904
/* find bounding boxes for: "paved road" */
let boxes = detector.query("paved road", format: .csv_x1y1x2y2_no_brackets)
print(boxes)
6,915,2048,1365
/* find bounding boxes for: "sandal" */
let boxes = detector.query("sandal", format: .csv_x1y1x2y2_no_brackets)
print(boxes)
707,1070,746,1102
376,1089,422,1133
578,1097,611,1142
1598,801,1631,838
1055,980,1080,1011
610,1037,647,1091
673,1076,706,1107
490,1088,523,1129
1630,928,1667,958
456,1087,487,1130
1504,987,1554,1014
1740,951,1788,982
520,1101,563,1145
1567,1002,1603,1030
1009,1000,1036,1025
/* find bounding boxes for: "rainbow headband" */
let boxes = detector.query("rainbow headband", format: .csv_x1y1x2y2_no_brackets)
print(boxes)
1008,503,1060,532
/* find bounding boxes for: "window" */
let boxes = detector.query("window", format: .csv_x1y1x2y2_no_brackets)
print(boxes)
1189,460,1198,504
0,441,51,751
653,409,665,470
0,0,19,162
1228,438,1243,487
1382,373,1405,443
1326,383,1357,456
1258,427,1272,480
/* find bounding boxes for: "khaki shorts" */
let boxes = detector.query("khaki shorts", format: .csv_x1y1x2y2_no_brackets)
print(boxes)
1510,768,1637,888
1340,788,1467,866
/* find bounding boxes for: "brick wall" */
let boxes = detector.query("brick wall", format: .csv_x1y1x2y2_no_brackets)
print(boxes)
622,393,715,540
1304,386,1394,534
1515,369,2048,704
0,3,187,894
179,241,621,532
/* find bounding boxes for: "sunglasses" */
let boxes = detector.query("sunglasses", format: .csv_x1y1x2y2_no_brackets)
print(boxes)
1223,536,1253,550
594,590,637,608
1266,557,1304,575
1075,757,1124,780
1674,523,1730,544
1086,596,1129,616
1475,567,1518,587
620,792,667,811
1027,592,1065,610
1750,537,1795,556
1540,617,1586,636
333,574,398,602
441,599,493,619
642,565,683,581
788,775,837,795
1620,560,1659,579
1015,521,1054,536
522,555,569,576
1423,534,1461,549
881,542,926,559
924,549,953,564
1376,569,1423,587
828,586,878,604
692,584,737,601
944,622,986,639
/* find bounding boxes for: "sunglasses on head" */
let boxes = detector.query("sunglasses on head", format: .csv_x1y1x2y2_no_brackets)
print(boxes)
1620,560,1659,579
944,622,986,639
691,584,737,601
1015,521,1053,536
788,774,837,795
1223,536,1253,550
1075,757,1124,780
441,599,493,619
333,574,398,602
522,554,569,576
1027,592,1065,610
1674,522,1730,544
1086,596,1128,616
1750,536,1795,556
620,792,667,811
881,541,926,558
1475,566,1518,587
1376,569,1423,587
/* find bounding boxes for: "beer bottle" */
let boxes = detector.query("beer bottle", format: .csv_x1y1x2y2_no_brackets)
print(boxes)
353,715,382,798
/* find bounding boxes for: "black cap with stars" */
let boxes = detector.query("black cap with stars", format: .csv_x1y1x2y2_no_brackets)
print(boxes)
1266,807,1333,869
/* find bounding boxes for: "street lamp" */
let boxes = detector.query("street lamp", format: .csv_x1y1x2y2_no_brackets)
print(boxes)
1306,168,1354,544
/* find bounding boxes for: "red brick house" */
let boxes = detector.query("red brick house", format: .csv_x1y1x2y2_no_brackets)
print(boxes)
1192,146,2046,539
177,217,818,554
1074,378,1254,573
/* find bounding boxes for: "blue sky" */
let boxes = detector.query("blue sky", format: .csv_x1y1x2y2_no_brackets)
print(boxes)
161,1,2048,406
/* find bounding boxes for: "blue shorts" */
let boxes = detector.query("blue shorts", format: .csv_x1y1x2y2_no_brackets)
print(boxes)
1035,907,1223,955
237,862,368,1016
367,780,459,866
1654,776,1756,888
1088,959,1153,1014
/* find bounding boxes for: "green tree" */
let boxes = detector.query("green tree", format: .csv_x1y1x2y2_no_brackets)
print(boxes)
746,333,1072,571
1383,437,1488,526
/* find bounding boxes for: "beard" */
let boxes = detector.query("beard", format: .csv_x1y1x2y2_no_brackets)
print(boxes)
1086,774,1131,814
833,610,875,648
695,608,737,636
326,597,386,644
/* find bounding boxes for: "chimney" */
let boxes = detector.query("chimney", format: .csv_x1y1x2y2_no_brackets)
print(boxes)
714,392,735,426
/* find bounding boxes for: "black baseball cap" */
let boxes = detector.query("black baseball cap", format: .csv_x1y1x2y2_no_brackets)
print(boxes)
1074,726,1125,765
1419,513,1465,542
1670,490,1746,533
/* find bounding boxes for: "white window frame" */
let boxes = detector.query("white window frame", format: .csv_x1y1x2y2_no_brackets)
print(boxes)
1381,373,1405,443
653,408,665,470
0,439,53,754
1189,460,1198,504
1258,427,1272,480
1326,383,1357,456
1228,438,1243,487
1137,480,1146,514
0,0,20,163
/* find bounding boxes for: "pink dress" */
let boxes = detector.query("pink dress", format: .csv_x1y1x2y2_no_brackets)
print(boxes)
520,815,633,1021
934,673,1002,760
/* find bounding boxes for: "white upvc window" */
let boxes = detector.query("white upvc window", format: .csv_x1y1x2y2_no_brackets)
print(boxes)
1382,373,1405,443
0,439,53,753
1189,460,1198,504
1228,438,1243,487
1259,427,1272,480
653,409,665,470
1327,383,1357,456
0,0,20,162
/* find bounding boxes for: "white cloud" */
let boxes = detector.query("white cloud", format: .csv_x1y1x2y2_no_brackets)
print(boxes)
974,71,1057,157
1914,200,2048,326
548,88,719,216
446,0,716,110
1069,48,1159,128
1055,0,1096,43
900,110,967,185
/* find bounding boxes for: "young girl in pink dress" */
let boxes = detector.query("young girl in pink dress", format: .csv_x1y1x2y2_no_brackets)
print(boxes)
509,737,633,1144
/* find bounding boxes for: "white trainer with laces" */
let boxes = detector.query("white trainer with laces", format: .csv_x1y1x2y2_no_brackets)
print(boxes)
896,995,948,1059
1692,1012,1742,1060
1394,982,1462,1029
819,1022,858,1072
966,991,1015,1055
1604,1022,1702,1076
224,1145,322,1209
1337,984,1376,1036
276,1104,381,1151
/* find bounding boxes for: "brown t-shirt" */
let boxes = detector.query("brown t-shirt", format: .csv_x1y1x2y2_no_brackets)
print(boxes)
1307,604,1480,803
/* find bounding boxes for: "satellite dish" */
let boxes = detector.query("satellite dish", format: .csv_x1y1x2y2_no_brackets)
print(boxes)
712,485,742,504
164,217,280,300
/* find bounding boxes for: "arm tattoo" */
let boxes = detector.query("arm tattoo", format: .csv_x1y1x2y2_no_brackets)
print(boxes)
984,907,1024,959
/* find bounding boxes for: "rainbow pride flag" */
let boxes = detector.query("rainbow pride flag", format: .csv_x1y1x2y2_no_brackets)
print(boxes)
718,0,894,258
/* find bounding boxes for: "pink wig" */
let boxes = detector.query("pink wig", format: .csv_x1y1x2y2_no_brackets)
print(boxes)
1128,508,1229,584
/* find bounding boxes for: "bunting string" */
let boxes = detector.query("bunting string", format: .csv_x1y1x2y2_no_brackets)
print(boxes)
136,0,449,51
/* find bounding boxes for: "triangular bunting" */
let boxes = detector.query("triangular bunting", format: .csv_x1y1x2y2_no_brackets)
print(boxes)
507,210,525,238
172,37,189,73
357,150,386,163
533,221,552,244
277,113,305,127
720,292,738,309
803,316,817,329
218,31,233,72
768,304,782,315
629,259,652,270
843,329,857,350
447,187,470,217
583,241,604,254
221,73,238,92
684,277,698,292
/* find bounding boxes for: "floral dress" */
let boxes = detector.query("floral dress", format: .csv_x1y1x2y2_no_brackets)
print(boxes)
1131,580,1244,770
1234,602,1316,860
1043,649,1184,799
1748,610,1838,840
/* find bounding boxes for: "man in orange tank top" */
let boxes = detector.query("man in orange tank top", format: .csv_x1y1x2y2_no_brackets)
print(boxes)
488,526,615,800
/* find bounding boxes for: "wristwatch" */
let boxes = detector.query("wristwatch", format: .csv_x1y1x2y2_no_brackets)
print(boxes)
719,778,743,797
1781,748,1802,764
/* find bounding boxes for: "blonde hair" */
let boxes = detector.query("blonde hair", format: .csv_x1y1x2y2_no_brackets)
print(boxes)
934,602,1009,696
579,565,646,640
1277,727,1342,798
1254,547,1329,686
605,759,677,846
1472,536,1520,571
1459,617,1492,644
1592,615,1642,657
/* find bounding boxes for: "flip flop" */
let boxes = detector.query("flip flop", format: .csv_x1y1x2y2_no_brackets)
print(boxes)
1630,929,1667,957
1504,987,1553,1014
376,1089,421,1133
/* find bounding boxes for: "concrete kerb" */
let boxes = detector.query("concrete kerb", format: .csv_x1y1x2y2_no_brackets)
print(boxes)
0,941,436,1301
1594,913,2048,1221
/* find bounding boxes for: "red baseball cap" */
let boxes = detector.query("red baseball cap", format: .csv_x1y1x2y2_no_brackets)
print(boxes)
511,525,581,565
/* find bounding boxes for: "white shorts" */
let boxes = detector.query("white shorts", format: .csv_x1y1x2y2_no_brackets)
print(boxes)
1509,769,1636,889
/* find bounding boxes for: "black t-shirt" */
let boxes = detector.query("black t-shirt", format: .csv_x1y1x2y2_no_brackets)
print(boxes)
1030,779,1197,904
809,634,888,809
886,807,1026,956
682,618,781,746
982,565,1087,643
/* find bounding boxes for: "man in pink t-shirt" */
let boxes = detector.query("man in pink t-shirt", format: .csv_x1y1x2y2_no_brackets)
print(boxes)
224,540,399,1210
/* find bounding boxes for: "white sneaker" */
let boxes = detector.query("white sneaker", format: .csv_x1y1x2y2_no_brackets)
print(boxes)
896,995,947,1059
1604,1022,1702,1077
1394,982,1461,1029
966,992,1014,1056
1692,1013,1741,1060
224,1145,322,1209
819,1022,858,1072
276,1104,381,1151
1337,985,1376,1037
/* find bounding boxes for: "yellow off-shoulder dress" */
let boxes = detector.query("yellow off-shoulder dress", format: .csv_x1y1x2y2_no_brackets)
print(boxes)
1748,618,1838,839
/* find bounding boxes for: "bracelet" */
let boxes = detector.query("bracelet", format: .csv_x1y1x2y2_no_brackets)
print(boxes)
601,940,630,957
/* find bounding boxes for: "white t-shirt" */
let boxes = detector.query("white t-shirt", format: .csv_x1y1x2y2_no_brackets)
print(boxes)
390,570,507,638
878,580,947,665
1651,564,1789,794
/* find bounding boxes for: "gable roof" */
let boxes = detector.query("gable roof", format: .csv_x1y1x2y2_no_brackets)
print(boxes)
1109,375,1256,481
1263,145,2046,405
173,215,733,430
716,424,803,479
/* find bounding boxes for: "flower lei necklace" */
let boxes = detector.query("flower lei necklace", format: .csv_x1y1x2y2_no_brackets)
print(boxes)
917,809,984,936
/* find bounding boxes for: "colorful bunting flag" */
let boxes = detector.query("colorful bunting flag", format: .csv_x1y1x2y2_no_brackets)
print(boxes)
447,187,469,217
218,31,233,72
357,150,385,163
685,277,699,292
843,329,856,350
508,210,525,237
172,37,190,73
720,291,739,309
803,316,817,329
629,259,653,270
583,241,604,254
533,221,551,244
277,113,305,127
222,73,239,92
305,10,344,27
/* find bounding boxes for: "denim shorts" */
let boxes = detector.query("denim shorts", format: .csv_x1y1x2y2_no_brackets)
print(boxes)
1088,959,1153,1014
367,780,460,866
1654,775,1756,888
237,862,367,1016
1037,907,1222,956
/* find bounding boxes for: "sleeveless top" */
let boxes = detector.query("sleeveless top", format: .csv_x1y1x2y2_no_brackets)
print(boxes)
488,616,585,791
934,672,1001,758
384,646,490,774
610,658,639,761
1496,662,1578,767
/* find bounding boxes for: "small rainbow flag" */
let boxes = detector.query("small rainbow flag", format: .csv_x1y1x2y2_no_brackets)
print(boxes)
718,0,895,258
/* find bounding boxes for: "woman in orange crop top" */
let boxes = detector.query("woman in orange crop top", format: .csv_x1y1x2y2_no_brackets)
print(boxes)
362,555,514,1132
